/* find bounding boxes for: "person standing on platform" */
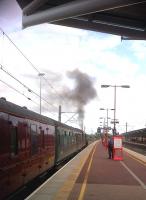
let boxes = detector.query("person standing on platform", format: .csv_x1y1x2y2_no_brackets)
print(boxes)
108,136,114,159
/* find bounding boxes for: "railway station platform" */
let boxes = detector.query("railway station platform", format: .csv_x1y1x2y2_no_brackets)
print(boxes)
25,141,146,200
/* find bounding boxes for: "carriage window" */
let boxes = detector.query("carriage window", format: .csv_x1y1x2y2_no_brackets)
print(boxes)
10,127,18,156
41,130,45,148
31,124,38,155
0,118,9,154
0,112,8,120
58,134,60,145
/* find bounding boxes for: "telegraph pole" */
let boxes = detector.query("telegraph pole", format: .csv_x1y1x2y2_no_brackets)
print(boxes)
58,105,62,122
126,122,128,134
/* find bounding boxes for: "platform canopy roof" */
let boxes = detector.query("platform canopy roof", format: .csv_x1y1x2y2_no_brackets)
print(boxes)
16,0,146,40
122,128,146,136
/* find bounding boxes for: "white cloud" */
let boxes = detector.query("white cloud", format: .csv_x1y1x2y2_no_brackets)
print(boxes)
131,40,146,59
1,22,146,133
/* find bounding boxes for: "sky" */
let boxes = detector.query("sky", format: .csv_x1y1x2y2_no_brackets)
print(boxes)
1,1,146,134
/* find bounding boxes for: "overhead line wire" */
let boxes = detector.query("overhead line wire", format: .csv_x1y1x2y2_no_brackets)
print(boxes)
64,113,77,124
0,63,77,123
0,63,58,110
0,27,40,73
0,28,68,104
0,28,78,124
0,79,39,106
43,76,67,101
0,78,59,119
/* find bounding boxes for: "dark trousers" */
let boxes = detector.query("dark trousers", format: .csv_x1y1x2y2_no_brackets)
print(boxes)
108,147,113,159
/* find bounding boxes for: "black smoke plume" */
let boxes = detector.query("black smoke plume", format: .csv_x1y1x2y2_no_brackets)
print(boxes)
62,69,97,126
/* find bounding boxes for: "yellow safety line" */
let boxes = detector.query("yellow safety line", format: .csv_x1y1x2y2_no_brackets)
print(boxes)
53,142,97,200
127,153,146,166
78,144,97,200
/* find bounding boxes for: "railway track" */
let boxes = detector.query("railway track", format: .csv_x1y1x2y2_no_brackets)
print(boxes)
123,141,146,156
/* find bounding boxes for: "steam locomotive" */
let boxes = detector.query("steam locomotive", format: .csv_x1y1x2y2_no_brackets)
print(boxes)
0,97,87,199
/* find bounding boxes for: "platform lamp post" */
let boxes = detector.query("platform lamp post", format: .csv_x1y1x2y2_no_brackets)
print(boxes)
99,117,106,134
38,73,45,114
100,108,114,134
99,117,105,127
101,84,130,135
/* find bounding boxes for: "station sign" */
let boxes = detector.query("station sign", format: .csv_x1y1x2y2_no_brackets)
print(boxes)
114,136,122,148
113,136,123,161
111,120,119,124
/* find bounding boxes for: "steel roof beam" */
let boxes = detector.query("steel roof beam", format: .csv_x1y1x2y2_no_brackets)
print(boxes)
22,0,146,28
75,14,145,31
52,18,146,40
23,0,49,15
122,36,146,40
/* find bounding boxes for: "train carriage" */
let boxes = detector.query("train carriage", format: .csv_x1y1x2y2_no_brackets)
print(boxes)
0,98,56,199
55,123,86,164
0,97,87,199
